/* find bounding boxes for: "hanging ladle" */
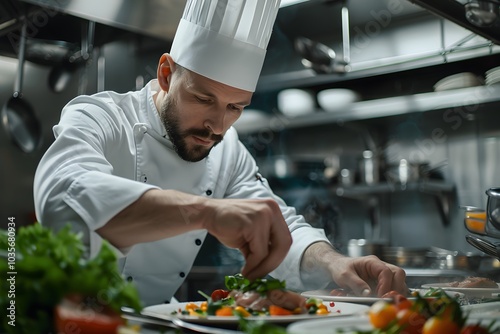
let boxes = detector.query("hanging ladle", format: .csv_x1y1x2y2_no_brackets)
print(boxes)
1,18,42,153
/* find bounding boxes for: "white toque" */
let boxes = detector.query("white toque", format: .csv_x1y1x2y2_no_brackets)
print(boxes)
170,0,281,92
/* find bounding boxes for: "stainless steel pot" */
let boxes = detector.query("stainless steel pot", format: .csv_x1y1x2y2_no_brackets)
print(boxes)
486,187,500,231
381,247,429,268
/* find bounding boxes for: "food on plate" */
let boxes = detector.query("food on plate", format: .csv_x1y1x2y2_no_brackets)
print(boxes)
172,274,331,317
360,289,496,334
0,224,142,334
329,288,409,298
447,276,498,288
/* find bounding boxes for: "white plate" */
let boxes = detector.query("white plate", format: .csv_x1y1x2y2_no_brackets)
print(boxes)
143,301,369,325
301,289,465,305
301,289,391,304
421,283,500,298
287,315,500,334
462,301,500,319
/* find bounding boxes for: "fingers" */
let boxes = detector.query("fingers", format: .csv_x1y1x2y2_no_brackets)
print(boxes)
364,258,408,297
242,217,292,280
333,256,408,297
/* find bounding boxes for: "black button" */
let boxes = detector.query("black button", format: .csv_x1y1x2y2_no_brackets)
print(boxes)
127,276,133,282
205,189,212,196
179,272,185,278
164,300,170,304
195,239,202,246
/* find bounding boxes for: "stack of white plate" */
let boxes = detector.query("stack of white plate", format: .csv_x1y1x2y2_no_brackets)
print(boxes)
485,66,500,85
433,72,483,92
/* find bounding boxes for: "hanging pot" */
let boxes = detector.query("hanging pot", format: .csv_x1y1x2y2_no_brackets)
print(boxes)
1,19,42,153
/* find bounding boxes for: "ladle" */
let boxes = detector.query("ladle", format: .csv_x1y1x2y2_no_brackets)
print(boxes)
1,18,42,153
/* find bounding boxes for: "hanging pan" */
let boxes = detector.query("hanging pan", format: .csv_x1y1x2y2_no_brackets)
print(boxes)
2,18,42,153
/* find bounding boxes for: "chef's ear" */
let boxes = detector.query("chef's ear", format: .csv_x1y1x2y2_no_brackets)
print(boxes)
157,53,176,91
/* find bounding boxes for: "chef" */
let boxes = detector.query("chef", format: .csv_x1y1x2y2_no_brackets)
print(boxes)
34,0,408,306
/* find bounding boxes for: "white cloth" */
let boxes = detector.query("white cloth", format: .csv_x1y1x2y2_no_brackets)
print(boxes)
33,80,330,306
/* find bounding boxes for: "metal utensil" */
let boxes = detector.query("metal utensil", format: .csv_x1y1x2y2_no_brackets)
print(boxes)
121,307,242,334
1,17,42,153
465,235,500,259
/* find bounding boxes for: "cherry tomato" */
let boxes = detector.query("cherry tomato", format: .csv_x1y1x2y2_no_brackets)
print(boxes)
210,289,229,302
460,324,491,334
423,316,460,334
381,290,402,299
368,301,398,329
394,295,413,311
396,308,427,334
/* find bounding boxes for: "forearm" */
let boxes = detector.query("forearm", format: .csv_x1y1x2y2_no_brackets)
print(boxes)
300,241,345,287
97,188,209,249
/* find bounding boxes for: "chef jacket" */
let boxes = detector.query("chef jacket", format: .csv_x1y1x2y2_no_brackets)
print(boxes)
34,80,330,306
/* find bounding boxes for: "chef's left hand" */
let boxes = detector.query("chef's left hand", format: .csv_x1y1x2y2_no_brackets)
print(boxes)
301,242,408,297
325,255,408,297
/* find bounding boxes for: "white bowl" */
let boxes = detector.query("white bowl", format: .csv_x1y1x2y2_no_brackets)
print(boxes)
317,88,360,112
277,89,316,117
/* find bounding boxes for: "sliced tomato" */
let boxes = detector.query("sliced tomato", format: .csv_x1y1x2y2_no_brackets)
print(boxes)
211,289,230,302
54,297,124,334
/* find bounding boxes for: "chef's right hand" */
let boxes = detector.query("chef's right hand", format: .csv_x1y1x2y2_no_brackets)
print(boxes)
203,198,292,280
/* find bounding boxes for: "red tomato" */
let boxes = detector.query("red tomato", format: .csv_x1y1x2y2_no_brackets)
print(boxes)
368,301,398,329
460,324,491,334
54,298,124,334
396,308,427,334
381,290,402,299
423,316,460,334
394,295,412,311
211,289,229,302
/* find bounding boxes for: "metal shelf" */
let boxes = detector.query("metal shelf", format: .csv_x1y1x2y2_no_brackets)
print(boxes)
332,180,455,199
238,84,500,134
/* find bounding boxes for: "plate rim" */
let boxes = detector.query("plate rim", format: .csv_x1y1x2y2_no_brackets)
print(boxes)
143,300,369,324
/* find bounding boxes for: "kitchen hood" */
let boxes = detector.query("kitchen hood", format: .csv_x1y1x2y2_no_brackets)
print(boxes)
0,0,186,64
17,0,186,41
408,0,500,44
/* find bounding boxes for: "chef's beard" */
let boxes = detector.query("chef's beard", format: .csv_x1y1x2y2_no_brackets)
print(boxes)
160,96,223,162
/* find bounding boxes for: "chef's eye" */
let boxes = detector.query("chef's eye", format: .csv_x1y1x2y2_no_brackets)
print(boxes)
195,96,211,103
228,104,243,112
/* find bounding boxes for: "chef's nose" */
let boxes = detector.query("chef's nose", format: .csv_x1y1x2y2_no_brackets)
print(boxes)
204,110,226,135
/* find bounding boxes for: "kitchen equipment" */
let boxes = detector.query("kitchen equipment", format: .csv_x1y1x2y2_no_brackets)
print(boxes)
359,150,380,185
485,65,500,85
464,0,499,27
347,239,385,258
466,234,500,259
425,248,483,271
294,36,336,74
461,205,488,235
1,18,42,153
317,89,360,112
486,187,500,231
433,72,483,92
382,247,429,268
277,88,315,117
48,20,95,93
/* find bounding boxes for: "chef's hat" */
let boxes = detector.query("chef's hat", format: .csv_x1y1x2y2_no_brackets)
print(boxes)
170,0,281,92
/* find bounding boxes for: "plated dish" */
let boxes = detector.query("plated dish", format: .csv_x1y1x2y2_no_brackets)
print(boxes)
143,301,369,325
421,283,500,298
301,289,392,304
